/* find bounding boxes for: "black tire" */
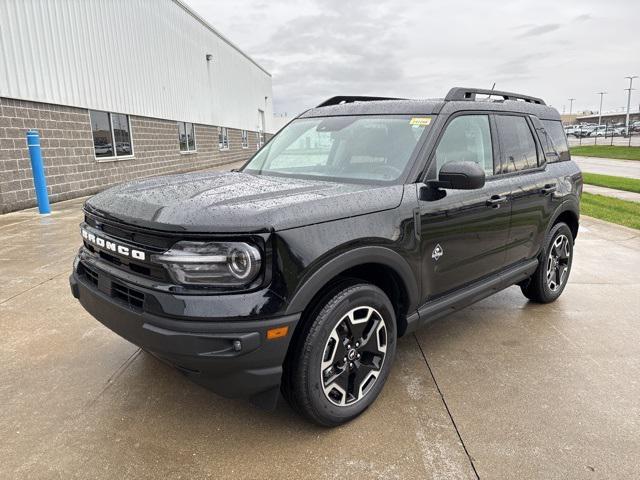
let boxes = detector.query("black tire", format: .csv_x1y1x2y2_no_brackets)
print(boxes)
521,222,574,303
282,283,397,427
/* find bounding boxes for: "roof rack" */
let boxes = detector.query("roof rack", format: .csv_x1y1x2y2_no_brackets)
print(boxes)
316,96,406,108
445,87,546,105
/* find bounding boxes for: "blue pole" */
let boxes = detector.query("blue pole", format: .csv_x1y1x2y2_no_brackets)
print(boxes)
26,130,51,214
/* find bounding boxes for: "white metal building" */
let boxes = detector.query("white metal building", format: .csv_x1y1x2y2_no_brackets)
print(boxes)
0,0,274,213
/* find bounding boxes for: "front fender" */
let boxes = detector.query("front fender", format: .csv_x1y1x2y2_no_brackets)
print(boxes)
284,246,419,316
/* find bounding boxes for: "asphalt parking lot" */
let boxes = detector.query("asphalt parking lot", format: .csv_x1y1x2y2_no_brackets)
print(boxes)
567,135,640,147
2,191,640,479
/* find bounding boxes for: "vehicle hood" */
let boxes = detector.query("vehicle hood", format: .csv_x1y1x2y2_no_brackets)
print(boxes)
84,171,404,233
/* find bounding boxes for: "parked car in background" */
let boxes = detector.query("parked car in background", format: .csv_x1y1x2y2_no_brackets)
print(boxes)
590,125,610,137
564,125,578,137
564,125,581,137
567,124,594,137
593,125,629,137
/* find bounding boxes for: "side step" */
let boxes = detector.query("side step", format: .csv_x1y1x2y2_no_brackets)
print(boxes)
405,259,539,334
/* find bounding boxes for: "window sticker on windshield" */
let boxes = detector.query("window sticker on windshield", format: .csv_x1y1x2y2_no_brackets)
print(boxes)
410,117,432,126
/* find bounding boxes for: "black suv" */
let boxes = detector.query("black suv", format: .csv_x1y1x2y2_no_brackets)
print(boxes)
70,87,582,426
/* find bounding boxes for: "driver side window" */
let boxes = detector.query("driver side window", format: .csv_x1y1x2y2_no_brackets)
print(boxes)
435,115,494,176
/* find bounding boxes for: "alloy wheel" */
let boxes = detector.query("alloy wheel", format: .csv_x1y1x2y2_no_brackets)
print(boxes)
546,234,571,292
320,306,388,406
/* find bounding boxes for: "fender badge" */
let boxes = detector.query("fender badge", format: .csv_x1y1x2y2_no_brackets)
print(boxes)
432,244,444,261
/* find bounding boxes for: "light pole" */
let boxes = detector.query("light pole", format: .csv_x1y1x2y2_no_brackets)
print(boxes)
568,98,576,117
596,92,607,126
624,76,637,132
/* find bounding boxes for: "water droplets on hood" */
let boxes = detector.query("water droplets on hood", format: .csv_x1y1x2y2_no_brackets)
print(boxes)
86,171,404,233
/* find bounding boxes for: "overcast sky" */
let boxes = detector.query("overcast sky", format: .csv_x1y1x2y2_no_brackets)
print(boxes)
186,0,640,117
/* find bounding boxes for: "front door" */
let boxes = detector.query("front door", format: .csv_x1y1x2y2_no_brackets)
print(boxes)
419,114,512,301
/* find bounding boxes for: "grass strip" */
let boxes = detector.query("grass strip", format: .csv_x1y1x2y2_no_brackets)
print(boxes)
581,192,640,230
570,145,640,161
582,173,640,194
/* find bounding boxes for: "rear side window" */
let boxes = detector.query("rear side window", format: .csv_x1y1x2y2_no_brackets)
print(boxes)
495,115,538,173
434,115,494,176
540,120,570,162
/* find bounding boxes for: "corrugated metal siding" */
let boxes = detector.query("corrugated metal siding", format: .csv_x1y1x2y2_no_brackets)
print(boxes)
0,0,273,132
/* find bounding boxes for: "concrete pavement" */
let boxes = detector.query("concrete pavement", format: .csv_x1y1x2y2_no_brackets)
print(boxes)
573,155,640,179
2,188,640,478
573,155,640,201
582,184,640,202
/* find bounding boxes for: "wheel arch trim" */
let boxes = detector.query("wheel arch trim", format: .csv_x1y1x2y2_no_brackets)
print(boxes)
284,246,419,316
548,199,580,238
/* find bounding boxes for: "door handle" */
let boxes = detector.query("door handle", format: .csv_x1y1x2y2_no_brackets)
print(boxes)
541,184,557,195
486,194,508,208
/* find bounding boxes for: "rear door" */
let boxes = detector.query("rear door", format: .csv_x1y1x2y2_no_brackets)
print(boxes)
419,113,512,301
494,114,553,265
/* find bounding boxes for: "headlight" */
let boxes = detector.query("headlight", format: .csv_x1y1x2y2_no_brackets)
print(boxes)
152,241,262,286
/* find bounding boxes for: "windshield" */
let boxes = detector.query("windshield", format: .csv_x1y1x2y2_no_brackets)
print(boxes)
242,115,432,183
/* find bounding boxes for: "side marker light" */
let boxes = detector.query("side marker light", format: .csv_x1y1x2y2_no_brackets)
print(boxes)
267,326,289,340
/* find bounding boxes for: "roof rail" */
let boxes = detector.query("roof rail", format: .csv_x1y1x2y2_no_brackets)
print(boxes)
445,87,546,105
316,96,406,108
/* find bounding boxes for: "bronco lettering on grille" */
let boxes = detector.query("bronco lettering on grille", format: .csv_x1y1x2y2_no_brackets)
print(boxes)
81,228,146,261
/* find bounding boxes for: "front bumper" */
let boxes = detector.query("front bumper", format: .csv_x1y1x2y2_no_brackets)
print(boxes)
69,262,299,409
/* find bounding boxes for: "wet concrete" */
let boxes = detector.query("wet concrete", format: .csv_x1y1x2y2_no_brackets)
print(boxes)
583,184,640,202
1,182,639,478
415,218,640,478
574,155,640,179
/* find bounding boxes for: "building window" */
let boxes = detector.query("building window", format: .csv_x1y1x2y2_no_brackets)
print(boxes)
241,129,248,148
178,122,196,152
218,127,229,150
90,110,133,159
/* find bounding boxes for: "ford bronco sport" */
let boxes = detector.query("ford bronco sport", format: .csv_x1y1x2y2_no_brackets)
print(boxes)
70,87,582,426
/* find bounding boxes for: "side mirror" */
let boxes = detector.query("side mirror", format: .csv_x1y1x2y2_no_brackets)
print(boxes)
428,161,486,190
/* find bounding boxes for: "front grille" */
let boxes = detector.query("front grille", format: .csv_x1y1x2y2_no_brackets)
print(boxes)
82,263,99,287
111,280,145,310
84,213,175,250
79,261,145,311
82,214,169,282
94,249,153,277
